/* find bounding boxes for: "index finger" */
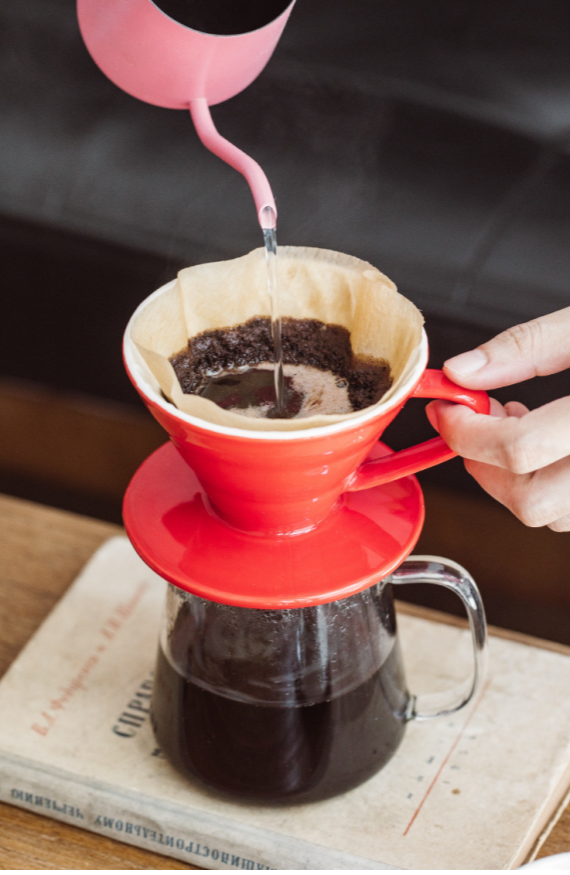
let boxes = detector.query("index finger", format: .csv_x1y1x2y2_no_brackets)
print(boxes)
430,394,570,473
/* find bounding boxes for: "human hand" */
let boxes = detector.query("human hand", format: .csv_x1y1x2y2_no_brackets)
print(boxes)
425,308,570,531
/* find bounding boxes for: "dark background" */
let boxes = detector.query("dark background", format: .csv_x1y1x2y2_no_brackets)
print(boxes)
1,0,570,637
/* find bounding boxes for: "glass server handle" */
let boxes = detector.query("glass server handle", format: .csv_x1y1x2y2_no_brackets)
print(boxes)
389,555,488,721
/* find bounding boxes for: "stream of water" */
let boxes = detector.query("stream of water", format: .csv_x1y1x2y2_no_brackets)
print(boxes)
263,225,284,414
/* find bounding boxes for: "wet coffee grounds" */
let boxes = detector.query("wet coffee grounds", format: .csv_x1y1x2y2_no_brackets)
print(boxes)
170,317,392,413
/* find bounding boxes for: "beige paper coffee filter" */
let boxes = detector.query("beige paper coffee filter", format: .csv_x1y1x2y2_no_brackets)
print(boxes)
128,246,424,432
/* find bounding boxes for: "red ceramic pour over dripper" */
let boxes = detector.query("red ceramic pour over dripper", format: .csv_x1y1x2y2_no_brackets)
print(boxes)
77,0,296,228
122,282,490,609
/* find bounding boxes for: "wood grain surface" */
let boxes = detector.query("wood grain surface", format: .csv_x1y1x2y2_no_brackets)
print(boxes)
0,493,568,868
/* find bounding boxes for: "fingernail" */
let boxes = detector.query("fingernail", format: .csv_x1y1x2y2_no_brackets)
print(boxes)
445,348,488,376
425,403,439,431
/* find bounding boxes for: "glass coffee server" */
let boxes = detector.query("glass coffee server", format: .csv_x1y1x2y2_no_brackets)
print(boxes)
151,557,486,803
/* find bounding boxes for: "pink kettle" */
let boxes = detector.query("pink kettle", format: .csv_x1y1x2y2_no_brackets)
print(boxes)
77,0,297,228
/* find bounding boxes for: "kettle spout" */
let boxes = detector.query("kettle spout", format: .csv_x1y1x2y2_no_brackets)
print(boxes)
189,97,277,229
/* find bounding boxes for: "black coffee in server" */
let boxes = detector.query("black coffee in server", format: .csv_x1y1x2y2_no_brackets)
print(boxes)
151,586,409,803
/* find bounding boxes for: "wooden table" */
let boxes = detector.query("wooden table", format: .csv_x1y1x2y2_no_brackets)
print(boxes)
0,493,569,869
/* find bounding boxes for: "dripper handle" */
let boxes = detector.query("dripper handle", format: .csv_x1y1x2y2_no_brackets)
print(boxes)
389,555,488,720
346,369,490,491
190,98,277,229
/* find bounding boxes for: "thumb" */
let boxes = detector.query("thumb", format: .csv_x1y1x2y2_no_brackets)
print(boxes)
443,307,570,390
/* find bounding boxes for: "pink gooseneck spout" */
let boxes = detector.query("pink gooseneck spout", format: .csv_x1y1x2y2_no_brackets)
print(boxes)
190,98,277,230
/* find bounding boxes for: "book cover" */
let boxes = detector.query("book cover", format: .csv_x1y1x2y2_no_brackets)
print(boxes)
0,537,569,870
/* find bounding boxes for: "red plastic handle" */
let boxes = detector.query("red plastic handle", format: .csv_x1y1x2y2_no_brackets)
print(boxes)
346,369,490,492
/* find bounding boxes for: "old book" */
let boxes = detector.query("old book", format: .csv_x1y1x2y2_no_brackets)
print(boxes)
0,538,569,870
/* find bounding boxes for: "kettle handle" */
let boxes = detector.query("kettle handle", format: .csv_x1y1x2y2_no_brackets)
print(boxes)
346,370,490,491
389,556,488,720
